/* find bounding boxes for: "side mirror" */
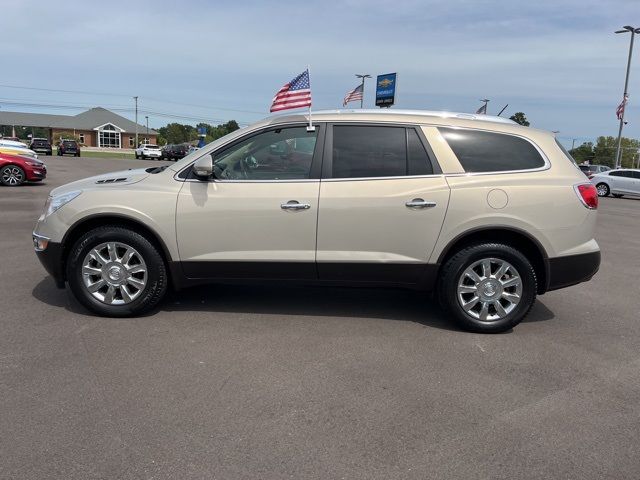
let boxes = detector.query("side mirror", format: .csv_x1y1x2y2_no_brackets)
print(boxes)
192,155,213,179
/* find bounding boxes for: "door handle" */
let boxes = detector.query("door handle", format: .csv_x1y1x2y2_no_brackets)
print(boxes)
405,198,437,209
281,201,311,210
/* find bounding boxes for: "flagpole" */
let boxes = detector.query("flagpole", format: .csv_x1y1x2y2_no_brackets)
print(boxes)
307,65,315,131
614,26,638,169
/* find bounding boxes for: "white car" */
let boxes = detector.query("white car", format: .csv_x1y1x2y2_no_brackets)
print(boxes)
592,169,640,198
135,144,162,160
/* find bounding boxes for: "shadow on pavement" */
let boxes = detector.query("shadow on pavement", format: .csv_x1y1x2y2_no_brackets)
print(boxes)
32,276,555,331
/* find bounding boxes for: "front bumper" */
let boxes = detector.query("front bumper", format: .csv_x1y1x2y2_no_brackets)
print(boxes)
33,234,65,288
546,250,601,292
27,167,47,181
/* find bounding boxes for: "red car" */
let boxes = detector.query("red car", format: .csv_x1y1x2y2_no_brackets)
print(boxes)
0,153,47,186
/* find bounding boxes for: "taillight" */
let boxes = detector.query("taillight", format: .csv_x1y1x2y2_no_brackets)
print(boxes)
574,183,598,209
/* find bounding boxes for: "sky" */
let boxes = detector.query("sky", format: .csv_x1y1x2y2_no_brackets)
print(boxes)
2,0,640,148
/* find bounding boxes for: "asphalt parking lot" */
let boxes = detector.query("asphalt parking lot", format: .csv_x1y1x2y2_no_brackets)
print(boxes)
1,155,639,479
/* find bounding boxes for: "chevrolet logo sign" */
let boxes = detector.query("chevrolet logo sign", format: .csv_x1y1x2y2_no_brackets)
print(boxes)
378,78,393,87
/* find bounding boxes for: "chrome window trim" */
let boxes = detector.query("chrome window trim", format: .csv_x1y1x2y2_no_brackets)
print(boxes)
174,119,552,181
321,173,446,183
435,126,551,176
179,178,320,184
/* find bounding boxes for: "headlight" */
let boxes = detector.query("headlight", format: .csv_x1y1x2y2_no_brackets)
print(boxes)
43,190,82,217
25,161,44,167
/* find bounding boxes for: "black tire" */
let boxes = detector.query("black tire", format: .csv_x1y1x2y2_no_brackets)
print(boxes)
612,194,624,198
437,243,537,333
66,226,168,317
0,165,26,186
75,152,81,157
596,183,609,197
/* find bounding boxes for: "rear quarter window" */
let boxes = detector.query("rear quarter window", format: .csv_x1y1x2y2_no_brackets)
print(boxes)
439,127,546,173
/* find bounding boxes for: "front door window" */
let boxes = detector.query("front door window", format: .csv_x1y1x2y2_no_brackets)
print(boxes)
211,126,317,181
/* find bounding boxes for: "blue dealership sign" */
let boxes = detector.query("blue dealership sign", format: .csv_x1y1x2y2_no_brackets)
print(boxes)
375,73,397,107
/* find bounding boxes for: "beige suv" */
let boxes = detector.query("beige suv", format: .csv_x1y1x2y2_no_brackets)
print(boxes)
33,110,600,332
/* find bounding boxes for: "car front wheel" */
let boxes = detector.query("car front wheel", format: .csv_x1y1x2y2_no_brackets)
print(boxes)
66,226,168,317
438,243,537,333
0,165,26,186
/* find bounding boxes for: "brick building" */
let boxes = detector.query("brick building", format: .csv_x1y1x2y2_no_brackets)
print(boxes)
0,107,157,148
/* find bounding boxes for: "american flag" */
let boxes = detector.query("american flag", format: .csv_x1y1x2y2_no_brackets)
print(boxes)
343,83,363,107
270,69,312,112
616,94,628,120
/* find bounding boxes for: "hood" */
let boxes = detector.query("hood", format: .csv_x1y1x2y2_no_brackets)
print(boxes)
50,167,152,196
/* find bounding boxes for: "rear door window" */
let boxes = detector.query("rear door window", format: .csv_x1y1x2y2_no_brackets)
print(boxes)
331,125,434,179
439,127,546,173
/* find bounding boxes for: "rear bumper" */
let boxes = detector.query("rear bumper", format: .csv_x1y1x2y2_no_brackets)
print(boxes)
34,238,65,288
546,250,601,292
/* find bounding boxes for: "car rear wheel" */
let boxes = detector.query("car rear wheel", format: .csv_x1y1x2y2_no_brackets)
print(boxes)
0,165,26,186
66,226,168,317
596,183,609,197
438,243,537,333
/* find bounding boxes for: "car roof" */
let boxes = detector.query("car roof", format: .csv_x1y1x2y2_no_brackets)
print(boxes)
254,108,555,138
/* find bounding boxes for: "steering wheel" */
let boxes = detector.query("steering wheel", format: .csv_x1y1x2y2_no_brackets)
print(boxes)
239,155,258,178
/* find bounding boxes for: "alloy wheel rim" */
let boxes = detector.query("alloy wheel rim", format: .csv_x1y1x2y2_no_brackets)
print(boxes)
457,257,522,321
81,242,147,305
2,167,24,185
596,185,607,196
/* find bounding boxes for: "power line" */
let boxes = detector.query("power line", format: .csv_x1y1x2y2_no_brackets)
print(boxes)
0,99,252,126
0,83,265,116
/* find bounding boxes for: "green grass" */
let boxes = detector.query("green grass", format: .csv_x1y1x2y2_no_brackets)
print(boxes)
82,150,136,160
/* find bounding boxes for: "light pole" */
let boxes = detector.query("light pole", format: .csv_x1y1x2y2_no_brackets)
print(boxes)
145,115,149,138
133,96,139,147
355,74,371,108
614,26,639,169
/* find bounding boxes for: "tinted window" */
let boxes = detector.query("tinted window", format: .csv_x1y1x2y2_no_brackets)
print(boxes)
632,171,640,179
407,128,433,175
440,127,545,173
212,126,317,181
332,126,433,178
610,170,635,178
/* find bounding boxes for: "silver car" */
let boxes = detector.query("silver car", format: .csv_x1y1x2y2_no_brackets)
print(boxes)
592,169,640,198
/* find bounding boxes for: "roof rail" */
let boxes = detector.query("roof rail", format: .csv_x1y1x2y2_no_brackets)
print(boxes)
306,109,516,124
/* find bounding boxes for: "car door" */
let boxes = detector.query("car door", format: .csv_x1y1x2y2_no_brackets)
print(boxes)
316,124,450,285
631,170,640,195
175,124,324,280
610,170,635,193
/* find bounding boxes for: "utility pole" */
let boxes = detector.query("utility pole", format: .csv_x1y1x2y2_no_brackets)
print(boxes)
134,96,139,148
571,138,577,150
355,74,371,108
614,26,639,169
145,115,149,137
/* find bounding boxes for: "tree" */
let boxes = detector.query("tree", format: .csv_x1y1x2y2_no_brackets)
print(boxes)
509,112,530,126
157,120,240,145
568,142,594,164
592,136,640,168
